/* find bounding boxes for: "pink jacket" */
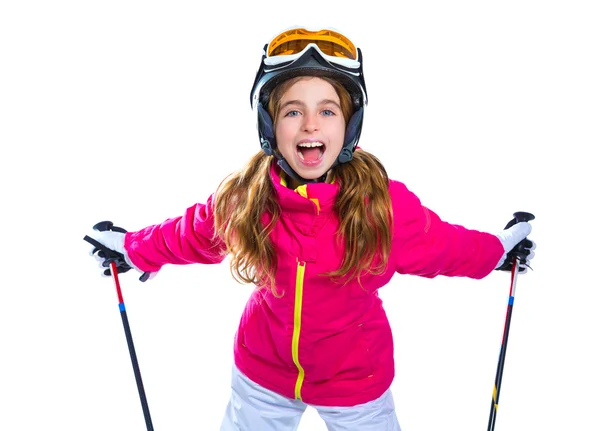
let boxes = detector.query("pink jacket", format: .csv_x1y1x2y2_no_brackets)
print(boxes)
125,163,504,407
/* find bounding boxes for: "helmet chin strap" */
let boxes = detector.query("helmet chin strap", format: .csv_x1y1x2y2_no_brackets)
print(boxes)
276,152,328,184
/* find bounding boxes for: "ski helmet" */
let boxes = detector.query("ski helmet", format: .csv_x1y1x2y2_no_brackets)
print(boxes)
249,27,368,183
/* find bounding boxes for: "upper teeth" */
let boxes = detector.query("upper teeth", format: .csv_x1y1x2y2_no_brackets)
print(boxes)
298,142,324,147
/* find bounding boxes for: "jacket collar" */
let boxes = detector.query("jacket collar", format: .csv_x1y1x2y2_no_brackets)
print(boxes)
269,162,339,217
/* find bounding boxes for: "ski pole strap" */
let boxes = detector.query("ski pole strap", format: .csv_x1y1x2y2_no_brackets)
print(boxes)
83,235,133,271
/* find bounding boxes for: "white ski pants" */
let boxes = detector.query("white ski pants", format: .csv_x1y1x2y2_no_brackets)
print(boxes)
220,365,402,431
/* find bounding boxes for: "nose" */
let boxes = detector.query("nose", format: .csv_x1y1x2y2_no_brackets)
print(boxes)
302,111,319,132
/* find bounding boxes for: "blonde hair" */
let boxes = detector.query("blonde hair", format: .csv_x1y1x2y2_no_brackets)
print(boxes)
213,76,392,295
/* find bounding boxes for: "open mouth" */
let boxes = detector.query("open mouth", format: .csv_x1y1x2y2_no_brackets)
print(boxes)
297,141,325,163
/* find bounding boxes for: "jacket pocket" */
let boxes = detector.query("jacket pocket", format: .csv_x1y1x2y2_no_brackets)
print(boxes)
239,304,290,367
302,323,375,383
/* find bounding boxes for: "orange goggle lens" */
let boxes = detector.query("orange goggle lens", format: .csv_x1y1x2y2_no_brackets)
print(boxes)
267,28,358,60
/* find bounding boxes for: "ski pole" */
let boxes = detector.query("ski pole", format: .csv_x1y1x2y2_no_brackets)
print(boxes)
84,222,154,431
487,211,534,431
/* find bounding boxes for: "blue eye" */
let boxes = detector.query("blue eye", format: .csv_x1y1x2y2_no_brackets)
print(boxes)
285,110,300,117
322,110,335,116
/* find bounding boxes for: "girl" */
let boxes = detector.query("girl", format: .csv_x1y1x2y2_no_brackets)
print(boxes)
88,27,535,431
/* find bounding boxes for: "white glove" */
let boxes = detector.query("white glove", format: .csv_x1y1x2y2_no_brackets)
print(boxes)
495,222,536,272
86,230,154,280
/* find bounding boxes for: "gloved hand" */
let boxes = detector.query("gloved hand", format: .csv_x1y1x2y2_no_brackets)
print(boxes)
495,222,536,273
84,222,154,282
87,230,134,275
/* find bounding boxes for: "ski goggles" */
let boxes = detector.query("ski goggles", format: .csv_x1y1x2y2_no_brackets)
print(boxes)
265,28,360,68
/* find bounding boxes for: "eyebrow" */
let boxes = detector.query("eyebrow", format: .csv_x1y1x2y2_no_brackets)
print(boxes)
280,99,342,110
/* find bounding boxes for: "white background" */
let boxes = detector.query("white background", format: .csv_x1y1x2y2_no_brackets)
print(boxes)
1,1,598,430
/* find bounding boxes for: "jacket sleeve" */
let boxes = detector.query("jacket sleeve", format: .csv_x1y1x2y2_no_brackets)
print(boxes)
123,193,227,272
390,180,504,279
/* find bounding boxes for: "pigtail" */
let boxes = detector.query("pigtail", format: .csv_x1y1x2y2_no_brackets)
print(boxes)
213,151,282,295
327,149,393,285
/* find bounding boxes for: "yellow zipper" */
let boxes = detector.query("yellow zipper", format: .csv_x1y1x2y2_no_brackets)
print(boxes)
292,260,306,400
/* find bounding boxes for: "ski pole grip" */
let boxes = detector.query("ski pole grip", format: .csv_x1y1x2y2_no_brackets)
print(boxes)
514,211,535,223
503,211,535,265
93,220,127,234
504,211,535,230
88,221,152,282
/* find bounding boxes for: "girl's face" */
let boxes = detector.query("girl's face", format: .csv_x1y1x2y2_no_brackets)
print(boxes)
274,77,346,182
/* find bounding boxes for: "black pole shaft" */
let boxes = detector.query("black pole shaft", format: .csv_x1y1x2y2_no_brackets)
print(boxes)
84,224,154,429
487,211,534,429
487,260,519,431
120,309,154,431
109,262,154,431
487,300,513,430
